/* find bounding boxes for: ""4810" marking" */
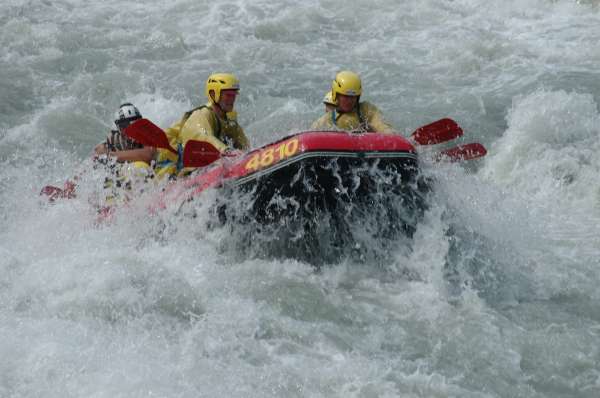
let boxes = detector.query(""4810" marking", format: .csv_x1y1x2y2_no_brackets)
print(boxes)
245,138,300,172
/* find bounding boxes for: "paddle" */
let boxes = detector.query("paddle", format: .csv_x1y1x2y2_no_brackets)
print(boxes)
123,118,178,154
40,180,77,202
409,119,487,162
182,140,223,168
123,118,222,168
436,142,487,162
40,185,65,201
410,118,463,145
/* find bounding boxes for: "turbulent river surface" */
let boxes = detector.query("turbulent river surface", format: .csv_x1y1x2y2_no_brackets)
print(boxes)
1,0,600,397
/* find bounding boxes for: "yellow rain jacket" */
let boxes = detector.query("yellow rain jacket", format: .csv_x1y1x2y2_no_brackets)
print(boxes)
155,103,249,177
311,101,394,133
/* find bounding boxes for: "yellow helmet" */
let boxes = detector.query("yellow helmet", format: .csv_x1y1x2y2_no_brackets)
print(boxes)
331,70,362,101
205,73,240,104
323,91,337,106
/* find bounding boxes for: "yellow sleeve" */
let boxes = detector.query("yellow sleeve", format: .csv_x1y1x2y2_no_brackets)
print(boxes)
163,118,184,149
230,124,250,150
311,113,334,130
179,108,228,152
154,117,183,167
362,102,395,133
221,112,250,150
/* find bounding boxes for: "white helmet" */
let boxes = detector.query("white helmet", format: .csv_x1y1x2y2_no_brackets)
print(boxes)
114,103,142,129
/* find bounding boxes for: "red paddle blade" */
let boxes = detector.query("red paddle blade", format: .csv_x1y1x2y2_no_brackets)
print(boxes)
123,118,177,154
437,142,487,162
40,181,77,201
182,140,222,168
40,185,64,202
411,118,463,145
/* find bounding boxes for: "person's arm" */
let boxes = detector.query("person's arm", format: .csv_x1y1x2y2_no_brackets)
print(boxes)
363,102,395,133
368,113,394,133
163,118,184,150
231,125,250,150
109,147,156,163
180,109,228,152
94,142,108,156
311,113,332,130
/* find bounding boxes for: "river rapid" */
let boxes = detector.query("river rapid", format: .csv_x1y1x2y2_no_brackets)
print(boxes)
1,1,600,397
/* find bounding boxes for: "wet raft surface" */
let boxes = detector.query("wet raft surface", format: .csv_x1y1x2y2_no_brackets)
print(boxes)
206,154,430,265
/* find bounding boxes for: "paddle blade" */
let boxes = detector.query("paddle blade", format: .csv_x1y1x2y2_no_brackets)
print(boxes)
40,185,64,202
411,118,463,145
123,118,177,153
40,181,77,202
182,140,222,168
437,142,487,162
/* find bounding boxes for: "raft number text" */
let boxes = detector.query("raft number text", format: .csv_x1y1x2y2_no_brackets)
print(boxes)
245,138,299,172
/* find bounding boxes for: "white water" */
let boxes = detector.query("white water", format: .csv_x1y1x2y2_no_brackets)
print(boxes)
1,0,600,396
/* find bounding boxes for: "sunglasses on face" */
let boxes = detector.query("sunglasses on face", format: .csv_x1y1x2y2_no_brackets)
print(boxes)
115,117,140,131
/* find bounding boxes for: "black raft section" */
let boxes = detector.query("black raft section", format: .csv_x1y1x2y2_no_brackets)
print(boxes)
211,150,430,266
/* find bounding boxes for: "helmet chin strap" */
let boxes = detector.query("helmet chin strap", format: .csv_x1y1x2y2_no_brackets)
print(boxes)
213,101,226,118
210,91,225,116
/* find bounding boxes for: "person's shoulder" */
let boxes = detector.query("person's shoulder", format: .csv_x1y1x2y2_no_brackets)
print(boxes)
315,112,330,121
190,103,213,117
311,112,332,129
360,101,381,113
185,103,215,125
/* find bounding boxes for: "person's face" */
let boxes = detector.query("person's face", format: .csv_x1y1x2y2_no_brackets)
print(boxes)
337,94,358,113
116,117,138,134
218,89,238,112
